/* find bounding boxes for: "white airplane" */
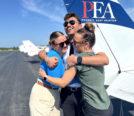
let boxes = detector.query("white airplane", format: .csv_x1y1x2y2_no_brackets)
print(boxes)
19,45,25,52
19,40,47,56
63,0,134,103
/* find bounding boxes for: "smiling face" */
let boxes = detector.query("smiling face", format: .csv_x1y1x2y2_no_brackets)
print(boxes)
73,33,85,53
64,17,82,38
51,35,68,56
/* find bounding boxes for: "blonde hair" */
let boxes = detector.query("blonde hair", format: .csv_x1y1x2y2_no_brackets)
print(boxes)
48,31,64,45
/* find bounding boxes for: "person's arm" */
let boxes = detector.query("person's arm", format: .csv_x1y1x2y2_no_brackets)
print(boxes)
67,44,109,66
66,52,109,66
39,66,77,88
38,49,59,68
38,50,48,62
82,52,109,65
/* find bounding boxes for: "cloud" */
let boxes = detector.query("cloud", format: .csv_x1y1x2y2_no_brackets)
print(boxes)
21,10,29,17
125,8,134,21
20,0,67,23
118,0,134,21
126,8,134,14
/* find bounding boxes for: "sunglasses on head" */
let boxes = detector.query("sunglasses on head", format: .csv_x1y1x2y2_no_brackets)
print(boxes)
63,20,75,27
54,39,70,48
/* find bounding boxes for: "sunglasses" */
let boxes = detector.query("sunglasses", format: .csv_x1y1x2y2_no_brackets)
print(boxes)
54,40,70,48
63,20,75,27
73,40,85,46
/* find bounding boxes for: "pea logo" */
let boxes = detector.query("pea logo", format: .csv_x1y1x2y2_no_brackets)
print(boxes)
82,1,115,19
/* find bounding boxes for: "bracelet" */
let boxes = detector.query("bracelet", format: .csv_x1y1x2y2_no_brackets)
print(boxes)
46,57,49,64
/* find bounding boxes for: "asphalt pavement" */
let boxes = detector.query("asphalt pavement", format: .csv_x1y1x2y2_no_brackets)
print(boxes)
0,51,133,116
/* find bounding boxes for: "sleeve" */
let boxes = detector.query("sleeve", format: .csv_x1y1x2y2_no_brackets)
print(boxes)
47,55,63,88
92,43,104,54
38,61,51,86
75,64,84,72
75,62,92,73
44,46,52,53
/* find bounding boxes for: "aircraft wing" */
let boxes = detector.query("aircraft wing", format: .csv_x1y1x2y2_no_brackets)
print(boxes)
107,72,134,104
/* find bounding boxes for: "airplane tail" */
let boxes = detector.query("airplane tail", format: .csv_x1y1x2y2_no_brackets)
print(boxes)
22,40,42,56
19,45,25,52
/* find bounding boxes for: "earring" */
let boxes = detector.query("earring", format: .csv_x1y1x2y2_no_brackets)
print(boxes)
85,48,87,52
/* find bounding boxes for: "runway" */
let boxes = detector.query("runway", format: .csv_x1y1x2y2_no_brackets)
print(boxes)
0,51,134,116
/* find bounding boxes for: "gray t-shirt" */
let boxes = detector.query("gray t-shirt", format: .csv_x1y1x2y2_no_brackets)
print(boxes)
75,52,110,110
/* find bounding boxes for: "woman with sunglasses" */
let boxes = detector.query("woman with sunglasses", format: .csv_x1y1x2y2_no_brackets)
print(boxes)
39,22,113,116
29,31,69,116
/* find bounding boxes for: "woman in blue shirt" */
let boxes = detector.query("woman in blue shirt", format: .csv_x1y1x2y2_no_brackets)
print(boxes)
29,31,69,116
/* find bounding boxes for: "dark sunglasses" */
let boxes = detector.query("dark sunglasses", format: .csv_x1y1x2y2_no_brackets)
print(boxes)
54,40,70,48
63,20,75,27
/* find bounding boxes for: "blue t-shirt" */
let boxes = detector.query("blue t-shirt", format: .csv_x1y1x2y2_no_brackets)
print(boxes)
38,50,65,88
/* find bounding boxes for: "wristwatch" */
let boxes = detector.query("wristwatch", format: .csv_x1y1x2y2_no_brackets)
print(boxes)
77,56,82,64
44,75,48,81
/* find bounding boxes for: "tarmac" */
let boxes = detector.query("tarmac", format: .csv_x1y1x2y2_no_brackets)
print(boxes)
0,51,134,116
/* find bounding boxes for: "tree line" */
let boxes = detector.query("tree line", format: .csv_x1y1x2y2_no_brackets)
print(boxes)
0,47,19,51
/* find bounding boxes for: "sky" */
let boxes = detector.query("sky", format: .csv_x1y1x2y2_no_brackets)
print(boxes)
0,0,134,48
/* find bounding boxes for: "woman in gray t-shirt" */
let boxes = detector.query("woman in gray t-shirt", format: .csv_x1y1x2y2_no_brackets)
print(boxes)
39,22,113,116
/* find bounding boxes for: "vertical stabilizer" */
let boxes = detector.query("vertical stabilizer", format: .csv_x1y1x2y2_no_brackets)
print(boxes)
22,40,42,56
